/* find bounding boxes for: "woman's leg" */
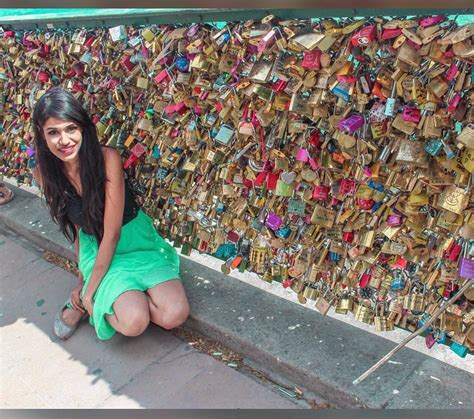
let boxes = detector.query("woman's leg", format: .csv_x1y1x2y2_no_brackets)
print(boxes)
106,290,151,337
146,279,190,330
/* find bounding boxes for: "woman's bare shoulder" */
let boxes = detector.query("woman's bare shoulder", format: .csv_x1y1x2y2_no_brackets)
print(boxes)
100,146,123,178
101,145,121,162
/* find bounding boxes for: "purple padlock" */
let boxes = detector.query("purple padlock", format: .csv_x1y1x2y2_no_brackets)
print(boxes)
458,257,474,279
337,114,364,134
387,214,402,226
26,145,35,158
265,212,283,231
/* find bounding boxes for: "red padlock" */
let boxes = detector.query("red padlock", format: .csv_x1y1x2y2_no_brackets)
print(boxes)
342,231,354,243
359,273,371,288
351,25,376,47
272,79,288,93
357,198,375,210
282,279,293,288
123,153,139,169
339,178,356,195
37,71,50,83
381,28,402,40
120,55,137,72
447,242,463,262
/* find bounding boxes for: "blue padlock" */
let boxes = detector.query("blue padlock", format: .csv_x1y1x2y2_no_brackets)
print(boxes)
175,56,190,73
216,202,225,213
435,330,447,344
372,202,382,212
424,139,443,157
329,251,340,262
450,341,468,358
275,225,291,239
368,181,384,192
391,276,405,290
214,243,237,260
417,313,432,330
152,144,161,159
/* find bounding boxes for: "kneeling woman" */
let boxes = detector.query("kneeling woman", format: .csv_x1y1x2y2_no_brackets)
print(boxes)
32,87,190,341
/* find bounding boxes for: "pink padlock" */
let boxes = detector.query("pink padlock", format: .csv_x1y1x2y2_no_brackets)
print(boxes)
402,106,421,123
337,114,364,134
131,142,147,158
153,69,170,85
313,185,330,201
446,61,460,81
265,212,283,231
337,75,357,84
447,93,461,113
295,148,309,162
419,15,445,27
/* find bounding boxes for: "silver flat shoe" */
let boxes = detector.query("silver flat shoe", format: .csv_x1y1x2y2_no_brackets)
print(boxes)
53,299,88,341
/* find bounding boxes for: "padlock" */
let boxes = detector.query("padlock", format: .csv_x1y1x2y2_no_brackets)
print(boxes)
374,303,394,331
458,240,474,279
315,288,334,315
354,301,375,324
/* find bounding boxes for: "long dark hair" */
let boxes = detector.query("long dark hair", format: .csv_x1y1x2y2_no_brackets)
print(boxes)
32,87,107,246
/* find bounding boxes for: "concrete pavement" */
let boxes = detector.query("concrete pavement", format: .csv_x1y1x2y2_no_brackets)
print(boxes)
0,227,300,408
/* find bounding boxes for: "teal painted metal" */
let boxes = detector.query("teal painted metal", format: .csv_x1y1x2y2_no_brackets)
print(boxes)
1,8,473,30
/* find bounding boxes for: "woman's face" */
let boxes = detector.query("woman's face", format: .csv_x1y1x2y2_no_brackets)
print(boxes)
42,117,83,165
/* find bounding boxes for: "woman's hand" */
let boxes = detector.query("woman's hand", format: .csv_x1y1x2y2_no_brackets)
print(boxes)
81,292,94,317
70,281,85,314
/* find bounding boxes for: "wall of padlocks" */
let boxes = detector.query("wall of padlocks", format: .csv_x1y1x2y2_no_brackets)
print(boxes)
0,14,473,355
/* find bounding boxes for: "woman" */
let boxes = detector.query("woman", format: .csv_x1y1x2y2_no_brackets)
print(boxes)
32,87,189,341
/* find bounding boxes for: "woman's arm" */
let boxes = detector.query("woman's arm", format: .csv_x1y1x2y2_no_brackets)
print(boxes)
82,148,125,304
73,224,84,283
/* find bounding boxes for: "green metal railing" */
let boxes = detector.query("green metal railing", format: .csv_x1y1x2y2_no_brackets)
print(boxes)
1,8,473,30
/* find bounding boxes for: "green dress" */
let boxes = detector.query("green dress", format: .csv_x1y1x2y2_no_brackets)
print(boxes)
76,208,181,340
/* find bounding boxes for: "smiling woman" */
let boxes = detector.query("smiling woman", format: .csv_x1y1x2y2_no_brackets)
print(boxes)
31,87,189,341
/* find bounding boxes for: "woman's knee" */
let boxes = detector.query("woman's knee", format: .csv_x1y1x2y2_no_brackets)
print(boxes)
159,302,190,330
118,308,150,337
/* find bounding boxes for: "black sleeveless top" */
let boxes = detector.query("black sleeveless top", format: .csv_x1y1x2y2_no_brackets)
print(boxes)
66,173,139,235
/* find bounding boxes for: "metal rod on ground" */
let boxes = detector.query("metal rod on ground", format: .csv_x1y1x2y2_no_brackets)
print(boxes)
353,279,472,385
